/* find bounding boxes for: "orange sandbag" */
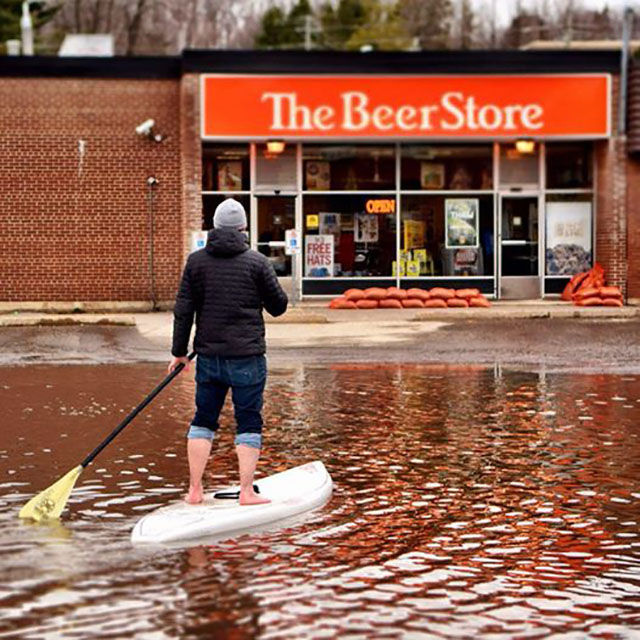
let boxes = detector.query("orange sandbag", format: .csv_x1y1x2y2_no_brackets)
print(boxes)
401,298,424,308
573,287,600,301
344,288,365,302
379,298,403,309
602,298,623,307
469,296,491,308
364,287,388,301
455,288,480,299
430,287,455,300
423,299,448,308
599,286,622,299
386,287,408,300
356,299,379,309
406,288,430,301
576,297,603,307
447,298,469,308
330,298,357,310
562,271,590,301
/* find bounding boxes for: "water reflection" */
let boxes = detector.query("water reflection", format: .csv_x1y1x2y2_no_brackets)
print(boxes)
0,364,639,638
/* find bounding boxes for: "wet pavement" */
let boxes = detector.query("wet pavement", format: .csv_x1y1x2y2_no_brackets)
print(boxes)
1,363,639,638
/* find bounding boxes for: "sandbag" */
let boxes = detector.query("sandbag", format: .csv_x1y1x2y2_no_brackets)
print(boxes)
330,298,357,310
379,298,403,309
423,299,448,308
602,298,623,307
386,287,408,300
356,299,379,309
576,297,603,307
364,287,388,301
401,298,424,308
447,298,469,308
599,286,622,299
344,288,366,302
406,288,430,301
561,271,589,301
469,296,491,308
455,288,480,299
429,287,455,300
573,286,600,301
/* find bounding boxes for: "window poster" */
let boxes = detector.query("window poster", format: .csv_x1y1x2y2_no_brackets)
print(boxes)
545,201,592,275
403,220,426,251
420,162,445,189
445,198,479,249
305,161,331,190
319,212,341,249
217,161,242,191
305,234,334,277
354,214,379,243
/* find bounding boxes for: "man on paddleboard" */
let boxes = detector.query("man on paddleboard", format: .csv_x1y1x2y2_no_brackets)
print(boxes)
169,198,288,505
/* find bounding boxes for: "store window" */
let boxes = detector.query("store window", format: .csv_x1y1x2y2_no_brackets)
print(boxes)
546,143,593,189
202,194,251,233
303,194,396,277
499,143,539,188
401,145,493,191
202,144,250,191
256,143,297,191
400,195,494,277
303,145,395,191
545,193,593,276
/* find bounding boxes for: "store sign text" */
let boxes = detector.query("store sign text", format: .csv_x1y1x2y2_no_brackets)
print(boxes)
366,199,395,214
202,75,611,139
262,92,543,133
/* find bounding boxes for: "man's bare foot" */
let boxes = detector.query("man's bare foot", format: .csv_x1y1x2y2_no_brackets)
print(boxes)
239,490,270,506
185,485,204,504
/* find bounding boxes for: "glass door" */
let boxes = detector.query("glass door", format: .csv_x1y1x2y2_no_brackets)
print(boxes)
255,195,296,277
499,196,541,299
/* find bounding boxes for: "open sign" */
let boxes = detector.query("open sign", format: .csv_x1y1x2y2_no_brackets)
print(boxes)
365,199,395,214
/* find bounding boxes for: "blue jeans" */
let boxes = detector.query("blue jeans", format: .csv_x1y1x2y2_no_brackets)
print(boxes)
187,354,267,449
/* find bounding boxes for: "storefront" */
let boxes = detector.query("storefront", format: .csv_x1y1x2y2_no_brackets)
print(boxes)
199,69,609,299
2,49,636,306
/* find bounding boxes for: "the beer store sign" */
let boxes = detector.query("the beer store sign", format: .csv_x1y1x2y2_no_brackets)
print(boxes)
202,74,610,139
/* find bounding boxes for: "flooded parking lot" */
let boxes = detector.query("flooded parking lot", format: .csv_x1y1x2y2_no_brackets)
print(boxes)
1,362,639,638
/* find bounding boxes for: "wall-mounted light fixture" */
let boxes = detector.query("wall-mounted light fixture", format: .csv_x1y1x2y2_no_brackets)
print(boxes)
515,139,536,155
265,139,285,155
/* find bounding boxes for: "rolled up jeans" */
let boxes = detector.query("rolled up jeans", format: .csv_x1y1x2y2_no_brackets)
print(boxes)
187,354,267,449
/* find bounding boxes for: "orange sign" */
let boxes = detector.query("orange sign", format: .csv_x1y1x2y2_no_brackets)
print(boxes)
366,199,395,214
202,74,610,139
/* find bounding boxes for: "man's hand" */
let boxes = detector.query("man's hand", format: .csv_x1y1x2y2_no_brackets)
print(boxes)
168,356,191,374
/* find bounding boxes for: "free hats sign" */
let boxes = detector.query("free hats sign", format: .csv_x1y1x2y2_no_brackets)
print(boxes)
201,74,610,139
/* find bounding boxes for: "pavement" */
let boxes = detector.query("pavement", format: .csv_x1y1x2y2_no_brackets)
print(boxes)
1,301,639,372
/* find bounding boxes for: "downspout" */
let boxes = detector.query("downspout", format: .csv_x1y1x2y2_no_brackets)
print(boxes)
147,176,159,309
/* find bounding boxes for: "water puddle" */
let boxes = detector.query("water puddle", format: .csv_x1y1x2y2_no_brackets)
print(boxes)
0,363,639,638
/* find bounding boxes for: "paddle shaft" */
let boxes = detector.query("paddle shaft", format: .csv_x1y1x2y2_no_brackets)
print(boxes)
80,352,196,468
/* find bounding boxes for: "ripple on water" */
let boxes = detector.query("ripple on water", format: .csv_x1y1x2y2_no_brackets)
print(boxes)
0,364,639,638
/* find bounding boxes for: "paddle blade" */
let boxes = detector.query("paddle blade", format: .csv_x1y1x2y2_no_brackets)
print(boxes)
19,465,83,522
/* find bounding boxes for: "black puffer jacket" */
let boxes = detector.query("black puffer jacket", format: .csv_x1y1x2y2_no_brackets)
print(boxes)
172,229,288,358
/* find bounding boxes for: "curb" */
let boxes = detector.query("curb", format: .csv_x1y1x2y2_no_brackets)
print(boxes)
411,307,640,321
0,315,136,327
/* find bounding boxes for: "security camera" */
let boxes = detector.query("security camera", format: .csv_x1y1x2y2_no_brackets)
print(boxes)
135,119,155,137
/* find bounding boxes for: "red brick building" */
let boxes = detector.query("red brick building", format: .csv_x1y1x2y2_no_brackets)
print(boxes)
0,50,638,307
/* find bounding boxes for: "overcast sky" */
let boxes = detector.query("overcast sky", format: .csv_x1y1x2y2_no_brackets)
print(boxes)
472,0,632,26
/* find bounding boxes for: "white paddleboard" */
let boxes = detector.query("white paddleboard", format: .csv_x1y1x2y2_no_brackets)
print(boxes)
131,460,332,544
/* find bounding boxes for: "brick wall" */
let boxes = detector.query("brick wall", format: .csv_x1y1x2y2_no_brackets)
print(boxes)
627,156,640,299
0,77,182,303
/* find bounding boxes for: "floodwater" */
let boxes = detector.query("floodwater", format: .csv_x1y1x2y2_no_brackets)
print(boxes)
1,363,639,639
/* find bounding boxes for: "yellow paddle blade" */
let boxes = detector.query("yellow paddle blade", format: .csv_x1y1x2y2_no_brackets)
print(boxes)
19,465,83,522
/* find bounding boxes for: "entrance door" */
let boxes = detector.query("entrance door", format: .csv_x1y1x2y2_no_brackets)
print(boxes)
255,195,296,277
499,196,541,299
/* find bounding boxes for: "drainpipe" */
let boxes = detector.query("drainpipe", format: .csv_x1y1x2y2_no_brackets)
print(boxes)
147,177,159,310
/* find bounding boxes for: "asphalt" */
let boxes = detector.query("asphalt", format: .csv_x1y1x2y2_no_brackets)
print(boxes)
1,303,639,373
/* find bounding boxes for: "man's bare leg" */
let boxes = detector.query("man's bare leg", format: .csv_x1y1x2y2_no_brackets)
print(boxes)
186,438,212,504
236,444,270,506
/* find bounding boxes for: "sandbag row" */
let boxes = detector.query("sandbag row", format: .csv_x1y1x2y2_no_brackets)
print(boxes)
329,287,492,310
561,263,624,307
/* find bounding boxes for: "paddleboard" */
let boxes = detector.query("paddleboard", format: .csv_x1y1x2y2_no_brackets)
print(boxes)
131,460,333,544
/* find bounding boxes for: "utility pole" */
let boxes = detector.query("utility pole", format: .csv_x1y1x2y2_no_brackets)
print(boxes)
619,0,634,135
304,14,312,51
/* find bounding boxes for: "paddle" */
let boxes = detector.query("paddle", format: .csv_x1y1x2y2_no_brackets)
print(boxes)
19,352,196,522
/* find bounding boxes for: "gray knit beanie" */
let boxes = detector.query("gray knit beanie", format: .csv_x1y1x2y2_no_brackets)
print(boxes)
213,198,247,230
